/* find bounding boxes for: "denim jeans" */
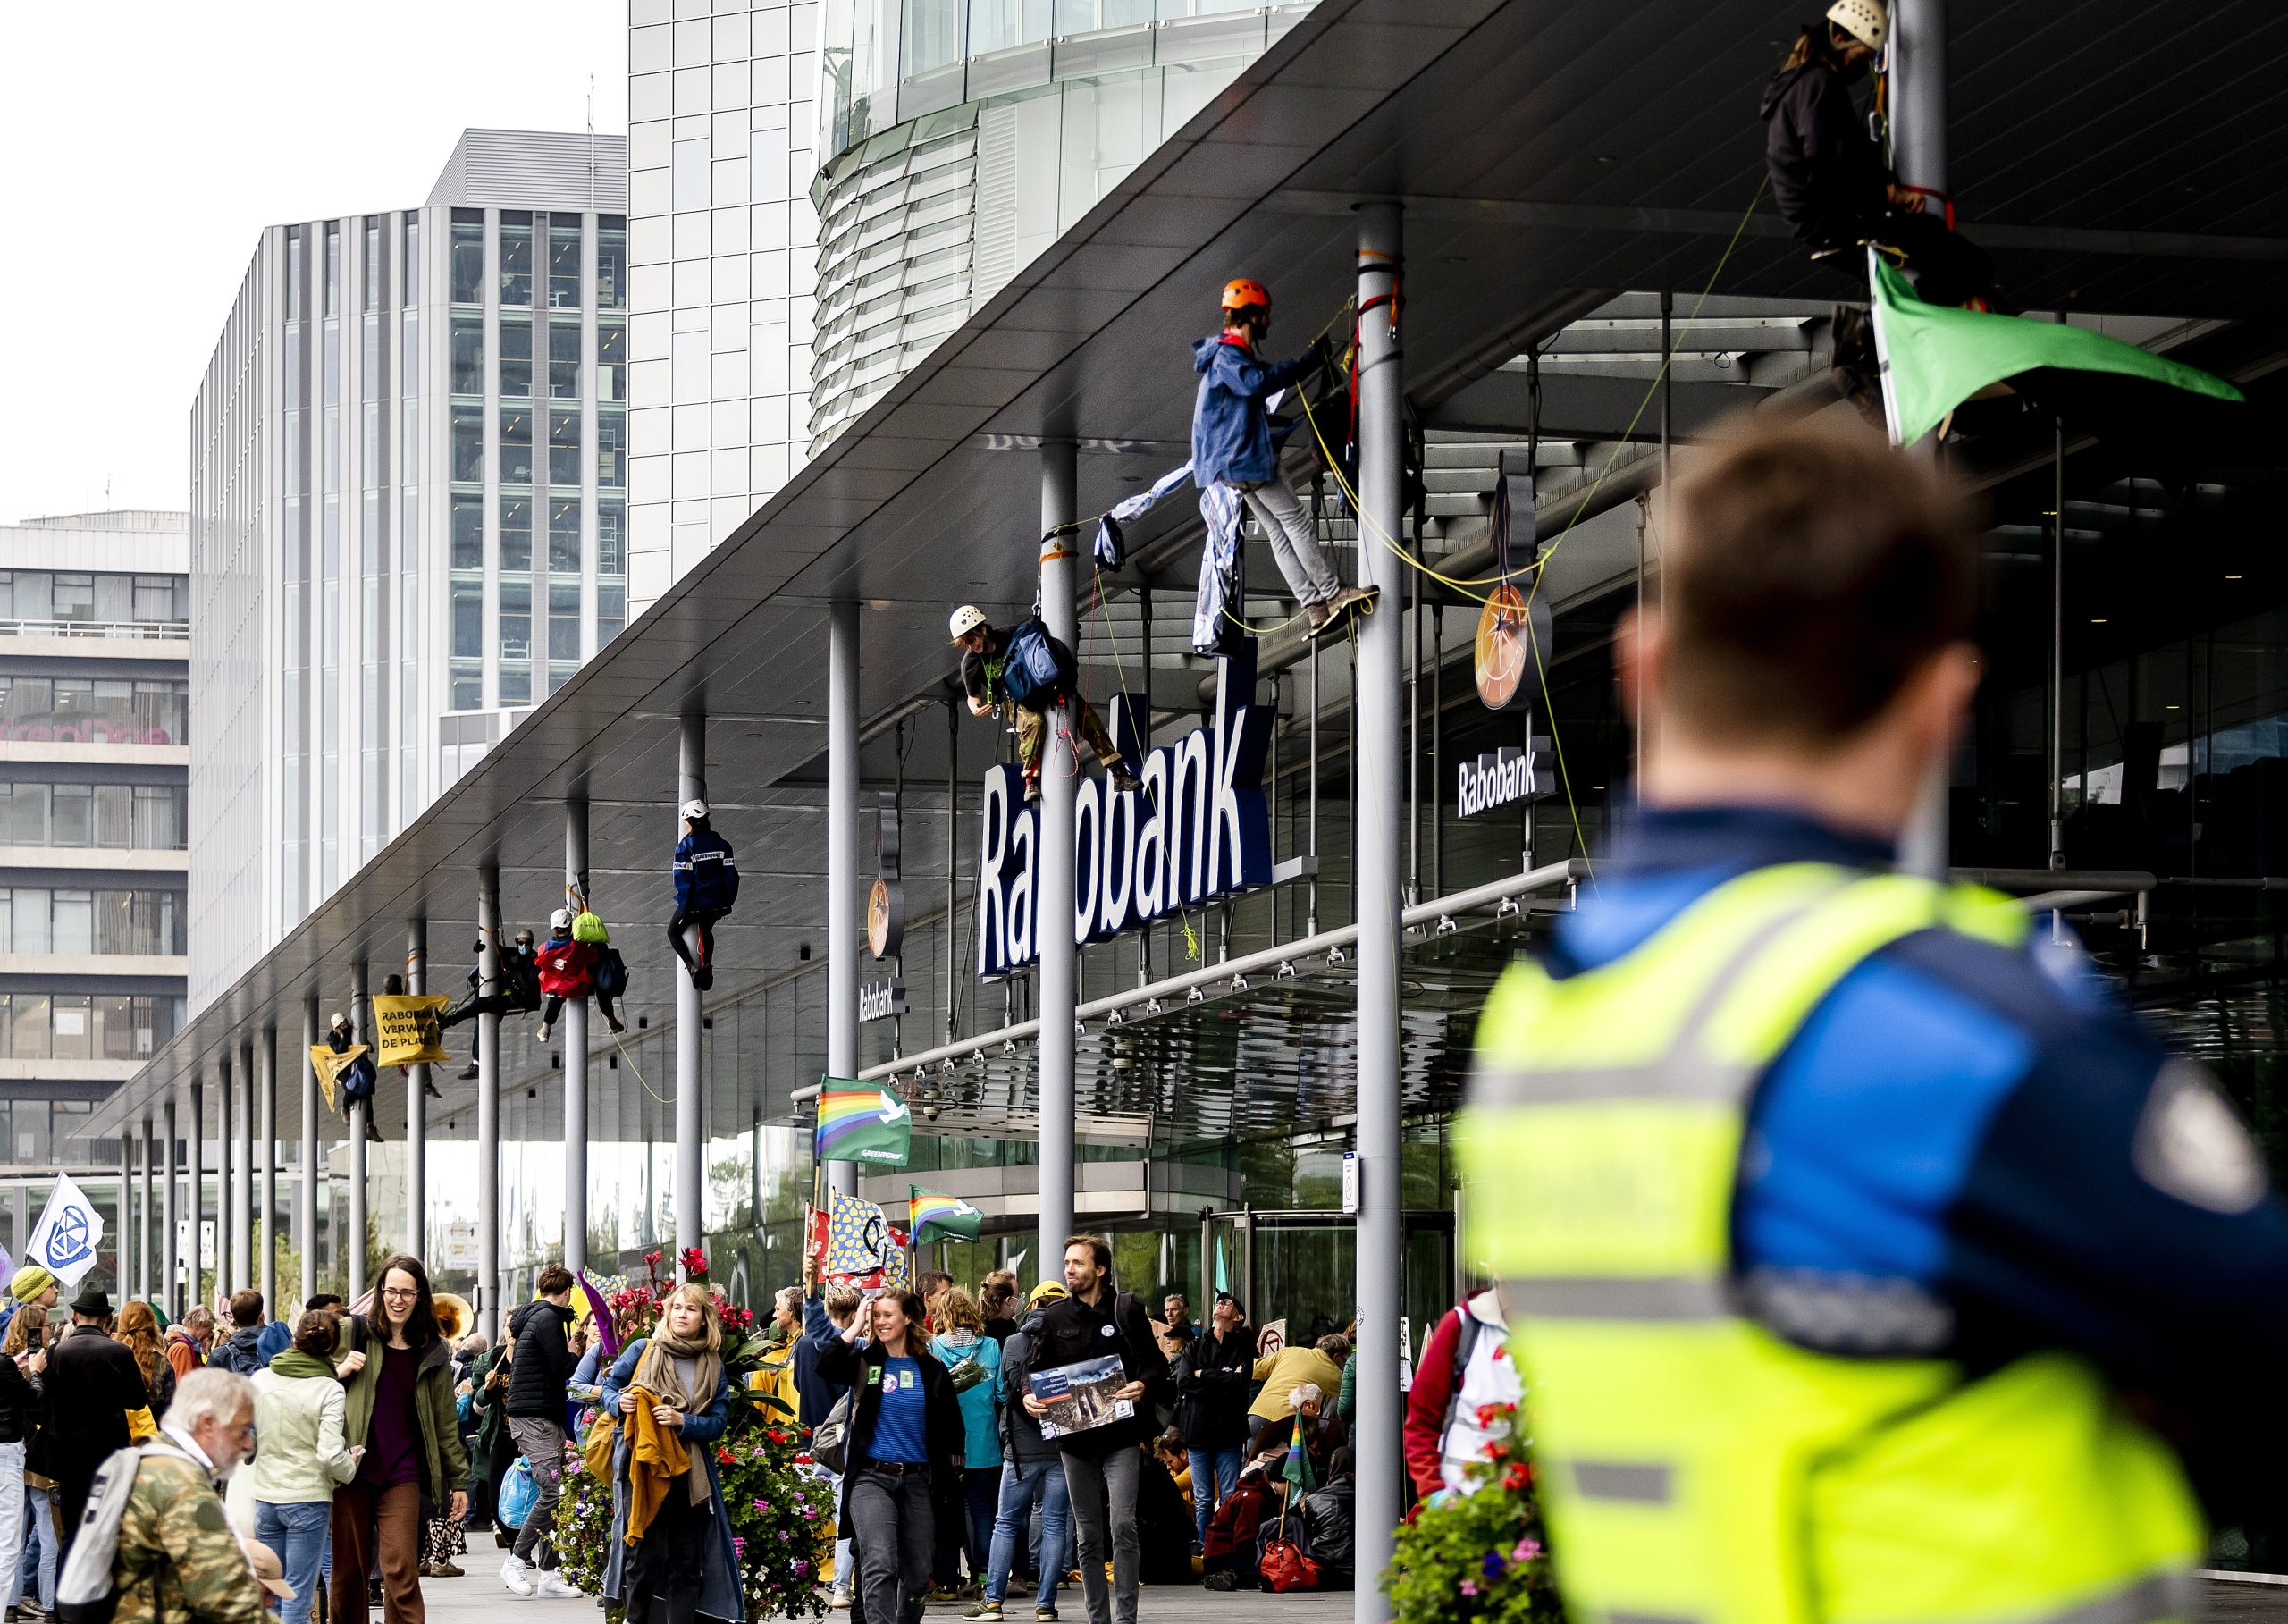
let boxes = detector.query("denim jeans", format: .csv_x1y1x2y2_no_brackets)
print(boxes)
846,1466,933,1624
0,1443,22,1612
20,1486,55,1611
1184,1446,1241,1551
256,1500,333,1624
984,1457,1069,1610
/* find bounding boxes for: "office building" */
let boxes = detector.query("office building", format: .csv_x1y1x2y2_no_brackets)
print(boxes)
190,130,632,1005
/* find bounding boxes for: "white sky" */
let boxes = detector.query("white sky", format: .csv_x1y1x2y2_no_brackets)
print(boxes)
0,4,629,525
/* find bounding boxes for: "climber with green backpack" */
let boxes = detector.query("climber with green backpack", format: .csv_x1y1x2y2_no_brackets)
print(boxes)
534,907,627,1042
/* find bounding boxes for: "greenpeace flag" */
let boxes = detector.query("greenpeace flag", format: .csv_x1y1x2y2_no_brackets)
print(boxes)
815,1081,912,1167
909,1187,983,1245
1868,251,2242,448
28,1173,105,1288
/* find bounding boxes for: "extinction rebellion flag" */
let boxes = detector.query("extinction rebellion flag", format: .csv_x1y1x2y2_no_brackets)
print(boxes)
909,1186,983,1245
814,1081,913,1167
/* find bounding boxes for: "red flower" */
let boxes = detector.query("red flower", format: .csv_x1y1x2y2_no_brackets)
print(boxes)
680,1246,710,1276
1502,1462,1529,1492
717,1447,735,1465
1475,1403,1502,1427
1482,1441,1504,1459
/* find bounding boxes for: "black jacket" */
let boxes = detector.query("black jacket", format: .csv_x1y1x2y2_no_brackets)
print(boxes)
1030,1288,1165,1458
815,1334,964,1511
1299,1478,1357,1584
0,1351,38,1445
208,1327,265,1377
506,1300,576,1419
1173,1325,1255,1450
46,1324,147,1495
996,1311,1061,1465
1760,38,1887,240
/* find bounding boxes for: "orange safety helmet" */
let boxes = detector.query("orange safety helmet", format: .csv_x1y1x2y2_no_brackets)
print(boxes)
1220,278,1272,313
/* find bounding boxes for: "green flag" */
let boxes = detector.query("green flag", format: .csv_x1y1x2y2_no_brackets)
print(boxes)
814,1080,913,1167
1869,252,2242,448
908,1186,983,1245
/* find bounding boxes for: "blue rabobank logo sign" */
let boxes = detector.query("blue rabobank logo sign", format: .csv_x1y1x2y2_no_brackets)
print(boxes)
977,644,1273,978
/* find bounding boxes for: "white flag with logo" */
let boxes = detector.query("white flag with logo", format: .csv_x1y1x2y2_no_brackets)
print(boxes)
28,1174,105,1288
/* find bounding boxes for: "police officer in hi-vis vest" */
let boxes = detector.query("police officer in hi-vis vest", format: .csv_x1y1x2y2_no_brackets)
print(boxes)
1463,415,2288,1624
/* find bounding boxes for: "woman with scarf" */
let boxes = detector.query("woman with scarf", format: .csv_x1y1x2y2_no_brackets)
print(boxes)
816,1289,965,1624
598,1284,742,1624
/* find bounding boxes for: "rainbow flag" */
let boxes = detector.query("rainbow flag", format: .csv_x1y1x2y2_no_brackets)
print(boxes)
1283,1412,1315,1493
815,1081,912,1167
908,1186,982,1245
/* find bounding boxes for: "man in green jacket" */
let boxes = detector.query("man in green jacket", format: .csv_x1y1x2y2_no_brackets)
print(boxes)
110,1367,265,1624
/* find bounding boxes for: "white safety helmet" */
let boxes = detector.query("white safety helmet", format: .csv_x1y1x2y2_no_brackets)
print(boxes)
680,797,710,821
330,1011,348,1029
1825,0,1887,51
948,603,988,644
550,907,574,933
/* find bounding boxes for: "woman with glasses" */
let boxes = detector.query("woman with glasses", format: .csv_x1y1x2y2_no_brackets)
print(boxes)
333,1256,469,1624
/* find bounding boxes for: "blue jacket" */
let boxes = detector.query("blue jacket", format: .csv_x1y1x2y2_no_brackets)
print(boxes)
791,1294,848,1429
1190,333,1316,489
599,1339,742,1621
1544,804,2288,1519
672,829,739,913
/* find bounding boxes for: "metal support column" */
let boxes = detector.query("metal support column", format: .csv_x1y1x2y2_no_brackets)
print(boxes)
163,1098,179,1317
299,996,319,1309
235,1039,255,1296
826,605,861,1202
1351,199,1407,1619
1036,441,1079,1279
217,1056,234,1297
563,809,590,1274
140,1116,156,1303
118,1132,134,1300
675,717,705,1273
1892,0,1950,879
187,1078,204,1309
477,870,502,1322
259,1032,277,1316
406,921,429,1256
348,963,370,1303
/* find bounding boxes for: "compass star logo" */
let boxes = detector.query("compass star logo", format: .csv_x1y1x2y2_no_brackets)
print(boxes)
44,1204,93,1269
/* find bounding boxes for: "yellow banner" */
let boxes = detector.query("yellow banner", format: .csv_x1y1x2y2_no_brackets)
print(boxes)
307,1044,366,1114
371,994,451,1067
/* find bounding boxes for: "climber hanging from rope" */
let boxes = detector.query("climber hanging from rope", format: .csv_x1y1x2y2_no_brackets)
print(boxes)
951,603,1141,802
1761,0,1992,311
1192,278,1377,638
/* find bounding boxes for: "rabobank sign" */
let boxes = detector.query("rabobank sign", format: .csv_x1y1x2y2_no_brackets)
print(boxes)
976,644,1272,978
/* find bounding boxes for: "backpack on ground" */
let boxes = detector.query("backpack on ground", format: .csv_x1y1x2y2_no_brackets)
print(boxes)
997,620,1071,712
57,1442,194,1624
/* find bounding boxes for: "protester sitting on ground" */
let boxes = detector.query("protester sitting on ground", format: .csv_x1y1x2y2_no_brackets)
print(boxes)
206,1292,267,1378
1247,1384,1342,1483
113,1301,176,1413
668,800,738,992
1403,1289,1519,1504
0,1266,56,1346
1190,278,1375,635
1760,0,1990,308
1246,1333,1346,1427
107,1367,265,1624
1173,1293,1254,1554
820,1289,963,1624
929,1290,1003,1602
969,1283,1069,1624
1289,1447,1357,1593
1199,1451,1281,1592
249,1309,358,1624
533,909,598,1044
166,1308,213,1384
1133,1439,1199,1587
597,1284,745,1624
46,1286,150,1538
951,608,1141,804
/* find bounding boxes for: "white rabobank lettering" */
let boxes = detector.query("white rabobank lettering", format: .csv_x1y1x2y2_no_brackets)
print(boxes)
1456,738,1554,820
975,648,1272,978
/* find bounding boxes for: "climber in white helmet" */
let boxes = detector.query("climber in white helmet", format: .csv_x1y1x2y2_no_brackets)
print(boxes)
950,604,1142,801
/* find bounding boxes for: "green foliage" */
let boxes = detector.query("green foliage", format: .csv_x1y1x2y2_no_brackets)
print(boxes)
1384,1400,1562,1624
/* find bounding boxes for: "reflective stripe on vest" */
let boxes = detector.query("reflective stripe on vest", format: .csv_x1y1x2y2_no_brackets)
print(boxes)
1460,863,2205,1624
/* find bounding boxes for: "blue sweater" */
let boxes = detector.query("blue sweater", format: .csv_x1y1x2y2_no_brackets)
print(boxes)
1543,804,2288,1519
672,830,739,913
1190,333,1316,488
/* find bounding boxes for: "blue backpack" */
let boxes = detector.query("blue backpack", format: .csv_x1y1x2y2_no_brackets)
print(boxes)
594,947,629,997
999,619,1071,712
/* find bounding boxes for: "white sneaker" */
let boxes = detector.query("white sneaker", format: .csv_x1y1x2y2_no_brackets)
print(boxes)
828,1590,854,1611
500,1557,534,1596
532,1574,583,1600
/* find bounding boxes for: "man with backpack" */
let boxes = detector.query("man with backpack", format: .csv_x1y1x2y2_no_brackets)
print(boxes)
1021,1240,1164,1624
1401,1289,1520,1504
79,1367,266,1624
951,608,1140,803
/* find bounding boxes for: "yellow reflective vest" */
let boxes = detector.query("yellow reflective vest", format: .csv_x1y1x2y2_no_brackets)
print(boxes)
1461,862,2205,1624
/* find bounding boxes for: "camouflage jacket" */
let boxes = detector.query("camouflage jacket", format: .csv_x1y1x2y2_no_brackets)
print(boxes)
109,1446,265,1624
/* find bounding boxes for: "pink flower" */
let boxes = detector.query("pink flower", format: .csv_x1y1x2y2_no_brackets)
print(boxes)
1459,1580,1479,1598
1510,1538,1541,1562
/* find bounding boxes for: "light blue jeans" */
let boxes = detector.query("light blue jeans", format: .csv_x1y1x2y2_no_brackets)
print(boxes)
1185,1446,1241,1552
984,1456,1070,1610
256,1500,333,1624
18,1485,56,1611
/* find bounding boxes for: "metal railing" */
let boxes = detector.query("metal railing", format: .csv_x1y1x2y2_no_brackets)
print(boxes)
0,618,189,642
